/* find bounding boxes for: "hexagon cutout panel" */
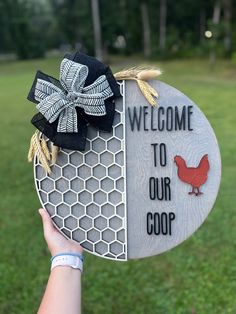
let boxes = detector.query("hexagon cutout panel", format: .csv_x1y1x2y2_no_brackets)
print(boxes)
35,82,126,261
35,80,221,261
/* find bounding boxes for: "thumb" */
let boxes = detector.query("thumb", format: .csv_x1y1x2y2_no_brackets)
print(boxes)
38,208,55,237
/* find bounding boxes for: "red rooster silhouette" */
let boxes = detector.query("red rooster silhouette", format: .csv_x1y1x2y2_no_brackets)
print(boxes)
174,154,210,196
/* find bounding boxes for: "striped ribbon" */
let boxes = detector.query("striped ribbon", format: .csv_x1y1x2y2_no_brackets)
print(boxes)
34,59,113,133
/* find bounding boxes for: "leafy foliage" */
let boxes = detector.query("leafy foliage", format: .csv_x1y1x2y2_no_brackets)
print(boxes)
0,0,236,59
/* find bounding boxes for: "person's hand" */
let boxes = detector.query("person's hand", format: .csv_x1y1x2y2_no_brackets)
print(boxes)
39,208,83,256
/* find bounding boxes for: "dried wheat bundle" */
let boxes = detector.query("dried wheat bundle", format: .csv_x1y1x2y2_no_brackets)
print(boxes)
114,66,162,81
114,66,162,106
28,130,52,174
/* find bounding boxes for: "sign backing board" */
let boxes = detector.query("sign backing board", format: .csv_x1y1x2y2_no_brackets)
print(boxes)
34,80,221,261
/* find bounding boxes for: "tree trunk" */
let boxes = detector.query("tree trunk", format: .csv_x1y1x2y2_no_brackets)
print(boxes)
223,0,232,55
212,0,221,24
199,9,206,43
210,1,221,67
140,2,151,58
159,0,167,52
91,0,103,61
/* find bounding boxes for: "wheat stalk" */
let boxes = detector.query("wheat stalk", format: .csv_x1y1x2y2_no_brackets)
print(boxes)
41,137,51,161
114,66,162,81
34,133,52,174
136,69,162,80
114,67,142,80
28,132,36,162
136,79,157,106
51,144,59,165
146,83,158,98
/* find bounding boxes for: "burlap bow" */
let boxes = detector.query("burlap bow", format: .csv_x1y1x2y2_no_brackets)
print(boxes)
34,58,113,133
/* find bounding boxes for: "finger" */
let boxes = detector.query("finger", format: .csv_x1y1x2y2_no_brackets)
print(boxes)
38,208,55,237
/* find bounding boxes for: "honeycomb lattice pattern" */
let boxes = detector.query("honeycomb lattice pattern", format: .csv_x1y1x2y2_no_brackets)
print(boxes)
34,85,127,261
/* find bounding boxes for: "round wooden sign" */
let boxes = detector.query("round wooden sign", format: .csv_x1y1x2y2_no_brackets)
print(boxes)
34,80,221,261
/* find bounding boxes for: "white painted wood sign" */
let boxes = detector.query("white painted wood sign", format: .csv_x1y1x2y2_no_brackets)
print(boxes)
34,80,221,261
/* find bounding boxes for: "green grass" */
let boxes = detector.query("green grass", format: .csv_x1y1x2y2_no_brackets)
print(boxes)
0,56,236,314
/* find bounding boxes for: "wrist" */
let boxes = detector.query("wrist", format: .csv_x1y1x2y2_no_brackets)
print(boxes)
51,265,82,274
50,245,83,257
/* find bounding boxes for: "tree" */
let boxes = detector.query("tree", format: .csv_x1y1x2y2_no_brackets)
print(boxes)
199,9,206,43
0,0,48,59
50,0,94,53
159,0,167,52
140,2,151,57
213,0,221,24
91,0,103,61
209,0,221,66
223,0,232,55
